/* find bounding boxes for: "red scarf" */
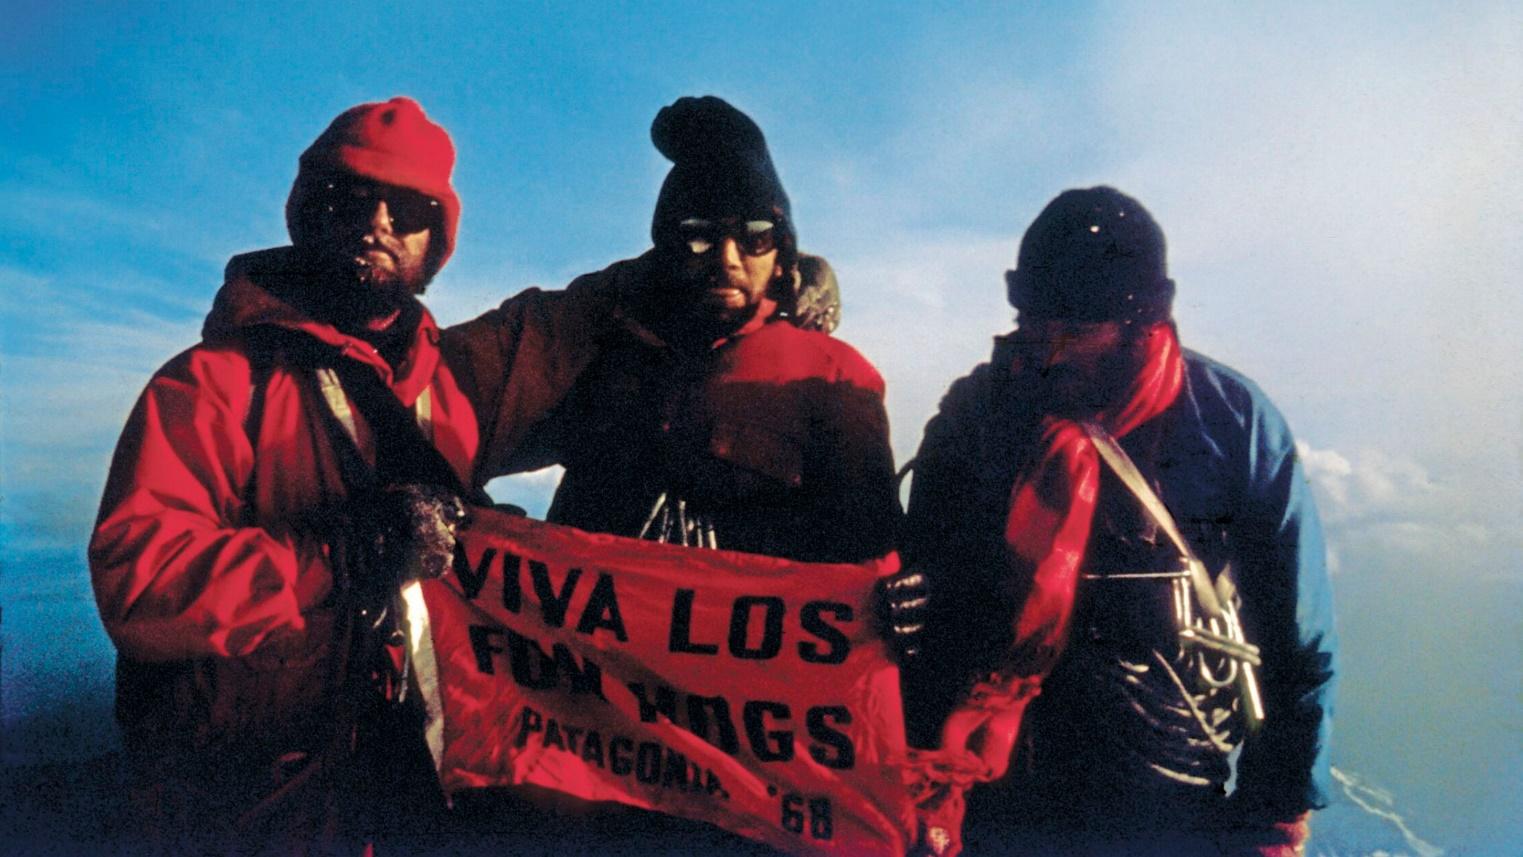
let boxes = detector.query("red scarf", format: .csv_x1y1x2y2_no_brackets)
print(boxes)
905,325,1184,856
1001,321,1184,677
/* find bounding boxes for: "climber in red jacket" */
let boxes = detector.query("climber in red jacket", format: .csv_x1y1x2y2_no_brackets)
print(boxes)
90,96,480,853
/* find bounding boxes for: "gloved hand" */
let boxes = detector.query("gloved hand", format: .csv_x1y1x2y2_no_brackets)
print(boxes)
343,484,468,603
876,568,930,662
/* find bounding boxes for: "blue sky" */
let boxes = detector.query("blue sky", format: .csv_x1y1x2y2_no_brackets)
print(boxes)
3,1,1521,851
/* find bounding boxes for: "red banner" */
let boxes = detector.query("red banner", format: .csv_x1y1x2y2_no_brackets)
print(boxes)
406,508,915,856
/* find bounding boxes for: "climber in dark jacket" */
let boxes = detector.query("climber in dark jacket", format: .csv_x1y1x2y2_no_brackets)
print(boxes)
901,187,1337,857
444,96,899,566
439,96,904,855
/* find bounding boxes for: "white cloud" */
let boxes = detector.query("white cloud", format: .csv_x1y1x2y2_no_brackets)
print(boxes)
1299,444,1435,526
1298,441,1520,579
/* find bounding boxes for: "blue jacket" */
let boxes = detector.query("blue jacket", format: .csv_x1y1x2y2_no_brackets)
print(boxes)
902,334,1337,816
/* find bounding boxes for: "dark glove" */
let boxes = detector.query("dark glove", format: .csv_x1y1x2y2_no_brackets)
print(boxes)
876,568,930,662
345,484,468,603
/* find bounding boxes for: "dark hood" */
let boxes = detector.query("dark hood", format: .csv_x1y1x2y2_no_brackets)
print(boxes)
202,247,441,398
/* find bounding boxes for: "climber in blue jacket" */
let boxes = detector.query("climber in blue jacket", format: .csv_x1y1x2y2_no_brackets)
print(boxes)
901,186,1337,857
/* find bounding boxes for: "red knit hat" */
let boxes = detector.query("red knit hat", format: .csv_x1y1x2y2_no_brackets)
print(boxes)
285,96,461,272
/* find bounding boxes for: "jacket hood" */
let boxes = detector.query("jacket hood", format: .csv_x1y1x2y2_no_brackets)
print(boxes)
203,247,441,395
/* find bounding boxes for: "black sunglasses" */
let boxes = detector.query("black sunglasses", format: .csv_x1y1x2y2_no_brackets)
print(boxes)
674,218,778,257
308,178,440,235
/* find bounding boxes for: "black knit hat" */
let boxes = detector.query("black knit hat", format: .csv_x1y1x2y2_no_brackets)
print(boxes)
649,96,793,246
1006,186,1175,323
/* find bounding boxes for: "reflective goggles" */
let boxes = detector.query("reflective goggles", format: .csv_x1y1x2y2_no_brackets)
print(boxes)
674,218,778,257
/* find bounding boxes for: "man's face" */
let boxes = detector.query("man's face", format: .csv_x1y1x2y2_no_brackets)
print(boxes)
297,173,437,323
1011,317,1147,418
660,216,782,332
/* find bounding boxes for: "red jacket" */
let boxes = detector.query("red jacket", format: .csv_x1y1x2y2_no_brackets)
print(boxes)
444,254,900,564
90,246,479,756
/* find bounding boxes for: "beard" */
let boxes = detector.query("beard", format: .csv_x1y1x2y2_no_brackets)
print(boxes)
298,244,428,331
691,289,762,333
639,252,768,344
343,258,419,312
1018,338,1150,419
